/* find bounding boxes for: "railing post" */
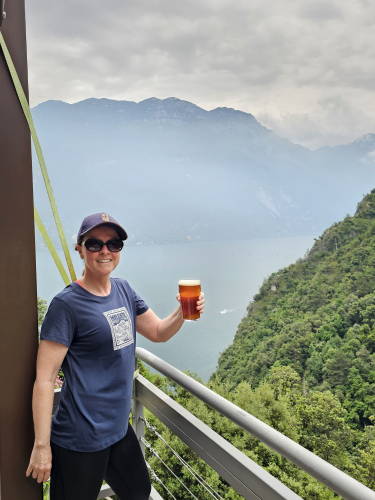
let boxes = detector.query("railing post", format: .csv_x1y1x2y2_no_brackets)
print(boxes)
132,374,145,456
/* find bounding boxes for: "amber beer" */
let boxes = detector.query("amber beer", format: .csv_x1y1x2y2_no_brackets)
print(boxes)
179,280,201,320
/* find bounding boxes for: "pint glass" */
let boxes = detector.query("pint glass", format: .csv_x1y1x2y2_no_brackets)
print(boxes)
179,280,201,320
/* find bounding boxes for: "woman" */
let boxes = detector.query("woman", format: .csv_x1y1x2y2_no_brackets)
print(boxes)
26,212,205,500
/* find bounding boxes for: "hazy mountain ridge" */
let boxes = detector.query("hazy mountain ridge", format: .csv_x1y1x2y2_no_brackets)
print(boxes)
32,97,375,245
34,97,262,125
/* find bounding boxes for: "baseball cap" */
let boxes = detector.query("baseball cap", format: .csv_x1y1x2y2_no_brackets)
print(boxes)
77,212,128,244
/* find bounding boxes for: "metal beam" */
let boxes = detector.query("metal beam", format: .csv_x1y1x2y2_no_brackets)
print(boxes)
0,1,41,498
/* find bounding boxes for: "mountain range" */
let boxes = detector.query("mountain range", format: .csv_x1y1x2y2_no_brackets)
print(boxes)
31,97,375,245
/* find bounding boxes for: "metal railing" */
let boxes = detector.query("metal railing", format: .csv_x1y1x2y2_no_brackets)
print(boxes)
134,372,300,499
134,347,375,500
52,349,375,500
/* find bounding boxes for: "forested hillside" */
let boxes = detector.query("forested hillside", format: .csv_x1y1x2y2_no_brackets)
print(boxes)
215,190,375,429
143,191,375,499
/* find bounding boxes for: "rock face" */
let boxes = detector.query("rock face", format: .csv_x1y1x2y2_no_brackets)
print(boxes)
32,97,375,245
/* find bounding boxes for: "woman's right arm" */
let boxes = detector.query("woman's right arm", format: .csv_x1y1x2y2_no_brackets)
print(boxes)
26,340,68,484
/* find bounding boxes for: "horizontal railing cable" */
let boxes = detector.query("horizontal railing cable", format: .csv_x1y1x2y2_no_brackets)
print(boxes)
143,437,199,499
143,417,224,500
136,347,375,500
146,462,178,500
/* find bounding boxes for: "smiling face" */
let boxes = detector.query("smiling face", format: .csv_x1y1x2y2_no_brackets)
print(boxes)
76,225,122,279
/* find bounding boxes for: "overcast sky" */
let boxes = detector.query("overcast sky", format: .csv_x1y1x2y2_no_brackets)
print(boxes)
25,0,375,149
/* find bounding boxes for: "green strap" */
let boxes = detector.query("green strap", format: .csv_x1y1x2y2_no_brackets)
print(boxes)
0,32,77,282
34,208,70,285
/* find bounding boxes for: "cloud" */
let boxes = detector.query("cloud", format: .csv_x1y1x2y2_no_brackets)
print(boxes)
258,96,375,149
24,0,375,147
298,2,343,20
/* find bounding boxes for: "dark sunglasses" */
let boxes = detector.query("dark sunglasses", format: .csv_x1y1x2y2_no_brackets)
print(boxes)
83,238,124,253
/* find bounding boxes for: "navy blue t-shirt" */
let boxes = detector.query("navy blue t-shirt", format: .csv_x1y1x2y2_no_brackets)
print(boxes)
40,278,148,452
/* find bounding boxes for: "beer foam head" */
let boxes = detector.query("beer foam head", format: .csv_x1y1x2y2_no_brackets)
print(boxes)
179,279,201,286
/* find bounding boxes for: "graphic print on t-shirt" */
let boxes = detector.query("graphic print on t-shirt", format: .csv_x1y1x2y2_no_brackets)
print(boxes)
103,307,133,350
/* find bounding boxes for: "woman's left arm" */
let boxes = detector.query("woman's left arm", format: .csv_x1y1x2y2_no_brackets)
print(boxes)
136,293,205,342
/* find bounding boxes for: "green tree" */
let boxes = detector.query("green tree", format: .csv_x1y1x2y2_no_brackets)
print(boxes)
37,297,47,327
295,391,353,467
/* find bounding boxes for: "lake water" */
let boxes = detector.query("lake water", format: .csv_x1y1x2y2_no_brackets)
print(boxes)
36,236,314,380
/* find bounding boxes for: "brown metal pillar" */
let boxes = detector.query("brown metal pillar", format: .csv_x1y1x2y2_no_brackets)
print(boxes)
0,0,41,498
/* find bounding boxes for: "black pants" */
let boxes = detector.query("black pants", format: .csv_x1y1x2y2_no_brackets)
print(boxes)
50,424,151,500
